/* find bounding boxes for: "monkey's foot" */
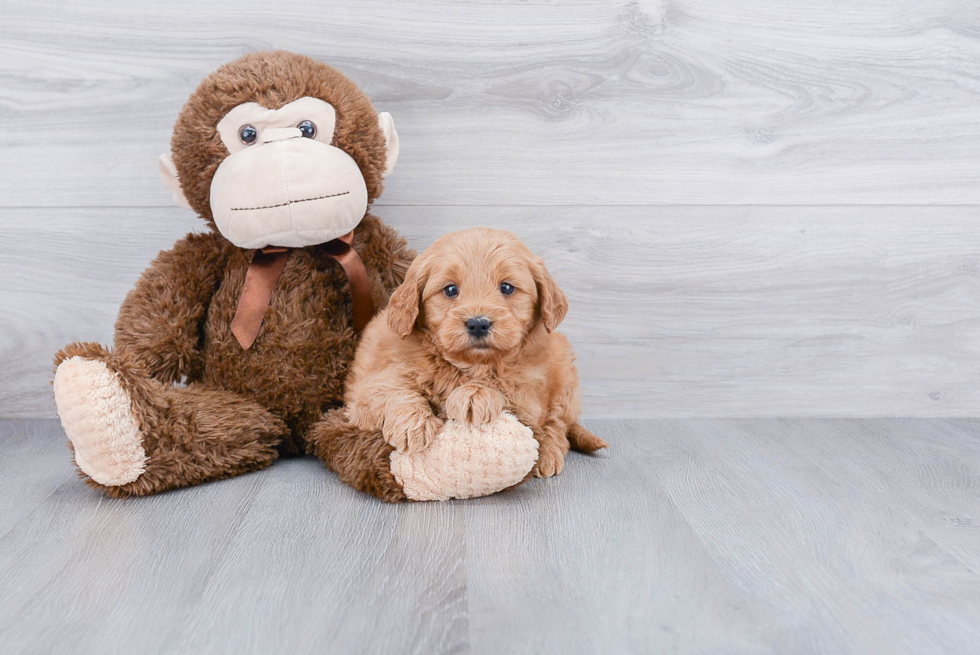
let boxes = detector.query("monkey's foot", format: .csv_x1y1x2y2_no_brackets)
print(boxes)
53,357,147,486
390,412,538,501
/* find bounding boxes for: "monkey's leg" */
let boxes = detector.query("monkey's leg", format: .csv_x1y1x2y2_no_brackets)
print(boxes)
306,408,407,503
53,342,288,498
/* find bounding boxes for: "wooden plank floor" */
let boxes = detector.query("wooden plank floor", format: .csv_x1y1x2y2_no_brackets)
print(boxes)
1,419,978,654
4,1,980,207
4,1,980,420
8,205,980,420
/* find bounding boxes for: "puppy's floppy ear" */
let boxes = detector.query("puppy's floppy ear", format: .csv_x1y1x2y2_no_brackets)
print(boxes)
533,257,568,332
387,252,431,337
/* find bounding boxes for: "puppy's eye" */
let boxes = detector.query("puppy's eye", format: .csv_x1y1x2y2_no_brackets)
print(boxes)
297,120,317,138
443,284,459,298
500,282,515,296
239,125,258,144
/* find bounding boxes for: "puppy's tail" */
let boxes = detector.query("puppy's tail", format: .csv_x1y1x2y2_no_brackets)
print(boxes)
568,422,608,453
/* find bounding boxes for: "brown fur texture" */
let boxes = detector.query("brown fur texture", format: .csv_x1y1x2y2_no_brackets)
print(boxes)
172,51,390,226
311,228,607,501
306,408,407,502
54,52,414,496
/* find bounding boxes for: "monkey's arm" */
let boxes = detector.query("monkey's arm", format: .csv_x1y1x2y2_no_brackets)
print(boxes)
113,231,229,382
355,213,417,298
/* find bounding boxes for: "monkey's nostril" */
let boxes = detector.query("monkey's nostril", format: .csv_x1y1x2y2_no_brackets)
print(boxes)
465,316,492,339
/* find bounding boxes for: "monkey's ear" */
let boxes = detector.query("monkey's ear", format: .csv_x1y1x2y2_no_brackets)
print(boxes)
533,257,568,333
378,112,399,177
158,153,192,209
387,252,429,337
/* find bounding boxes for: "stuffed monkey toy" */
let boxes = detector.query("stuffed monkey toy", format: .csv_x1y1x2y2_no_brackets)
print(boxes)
53,51,539,501
53,51,413,497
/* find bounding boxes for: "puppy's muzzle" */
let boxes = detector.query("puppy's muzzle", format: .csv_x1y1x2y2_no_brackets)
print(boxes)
465,316,492,340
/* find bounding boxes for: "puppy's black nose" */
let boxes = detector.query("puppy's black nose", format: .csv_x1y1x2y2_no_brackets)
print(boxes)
466,316,492,339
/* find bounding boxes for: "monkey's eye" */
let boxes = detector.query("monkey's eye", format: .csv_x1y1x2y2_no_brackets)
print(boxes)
297,120,317,138
443,284,459,298
500,282,515,296
239,125,258,145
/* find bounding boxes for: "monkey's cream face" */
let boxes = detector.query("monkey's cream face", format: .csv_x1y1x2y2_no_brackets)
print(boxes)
203,97,389,249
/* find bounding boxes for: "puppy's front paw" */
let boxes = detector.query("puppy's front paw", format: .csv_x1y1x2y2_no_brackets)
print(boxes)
532,442,567,478
446,384,504,425
383,405,444,454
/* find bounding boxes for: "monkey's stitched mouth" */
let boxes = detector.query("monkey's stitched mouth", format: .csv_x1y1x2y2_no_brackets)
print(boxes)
230,191,350,212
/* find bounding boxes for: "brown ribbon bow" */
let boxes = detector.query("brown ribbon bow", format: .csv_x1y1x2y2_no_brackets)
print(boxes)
230,231,375,350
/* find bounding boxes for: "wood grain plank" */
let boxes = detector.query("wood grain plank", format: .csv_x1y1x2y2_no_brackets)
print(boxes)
0,420,76,539
2,0,979,206
0,420,467,654
3,418,980,653
162,458,468,654
0,437,273,653
4,205,980,419
843,418,980,573
464,419,776,654
650,418,980,654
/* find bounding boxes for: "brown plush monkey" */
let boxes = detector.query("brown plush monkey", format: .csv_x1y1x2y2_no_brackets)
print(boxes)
52,51,414,497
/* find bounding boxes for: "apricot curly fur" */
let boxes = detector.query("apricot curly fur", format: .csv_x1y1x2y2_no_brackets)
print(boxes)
318,227,608,500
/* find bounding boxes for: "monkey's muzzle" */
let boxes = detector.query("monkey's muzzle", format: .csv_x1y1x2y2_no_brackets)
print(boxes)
209,135,369,249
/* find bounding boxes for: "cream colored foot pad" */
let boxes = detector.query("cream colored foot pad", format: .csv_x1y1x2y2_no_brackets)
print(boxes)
390,412,538,501
53,357,147,486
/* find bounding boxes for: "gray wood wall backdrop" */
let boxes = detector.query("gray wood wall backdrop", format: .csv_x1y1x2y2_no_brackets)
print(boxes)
2,0,979,419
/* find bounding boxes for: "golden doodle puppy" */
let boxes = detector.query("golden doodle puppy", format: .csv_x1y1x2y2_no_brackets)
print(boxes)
345,227,607,478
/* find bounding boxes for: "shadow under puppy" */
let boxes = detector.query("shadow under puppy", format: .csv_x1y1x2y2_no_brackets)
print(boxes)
309,227,606,501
